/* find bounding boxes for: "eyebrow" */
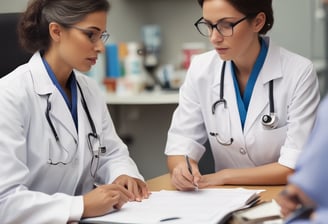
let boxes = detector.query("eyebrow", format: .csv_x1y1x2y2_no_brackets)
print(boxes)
203,17,237,24
85,26,102,31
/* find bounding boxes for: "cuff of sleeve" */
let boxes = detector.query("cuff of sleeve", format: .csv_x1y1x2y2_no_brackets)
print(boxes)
69,196,84,221
165,133,205,162
278,146,301,169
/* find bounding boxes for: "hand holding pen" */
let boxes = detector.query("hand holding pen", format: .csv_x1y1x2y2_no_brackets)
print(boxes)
185,155,199,191
275,185,315,222
169,155,201,191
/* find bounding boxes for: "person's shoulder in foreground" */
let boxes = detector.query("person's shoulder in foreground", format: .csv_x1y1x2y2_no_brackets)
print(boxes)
276,96,328,223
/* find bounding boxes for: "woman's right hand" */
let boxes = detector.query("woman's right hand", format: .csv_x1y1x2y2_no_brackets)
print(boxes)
275,184,315,218
82,184,134,218
168,155,201,191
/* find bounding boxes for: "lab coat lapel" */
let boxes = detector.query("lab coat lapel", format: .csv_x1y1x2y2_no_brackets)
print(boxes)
212,61,243,137
29,52,78,142
243,77,268,133
48,91,78,141
243,41,283,134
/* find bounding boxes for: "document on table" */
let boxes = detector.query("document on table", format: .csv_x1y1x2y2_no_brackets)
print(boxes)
233,199,283,223
81,188,263,224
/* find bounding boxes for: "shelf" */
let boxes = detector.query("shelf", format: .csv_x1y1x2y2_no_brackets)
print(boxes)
106,90,179,105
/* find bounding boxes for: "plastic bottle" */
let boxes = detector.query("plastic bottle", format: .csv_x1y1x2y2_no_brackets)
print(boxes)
124,42,146,93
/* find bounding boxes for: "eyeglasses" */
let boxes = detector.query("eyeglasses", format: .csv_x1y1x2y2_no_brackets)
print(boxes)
194,16,248,37
69,25,110,44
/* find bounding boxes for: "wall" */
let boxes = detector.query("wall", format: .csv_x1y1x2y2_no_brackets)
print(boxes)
1,0,324,60
0,0,27,13
107,0,325,65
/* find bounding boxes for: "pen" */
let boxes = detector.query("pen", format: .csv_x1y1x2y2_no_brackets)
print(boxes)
185,155,198,190
160,217,181,222
284,206,314,223
279,188,314,222
185,155,193,175
93,182,100,188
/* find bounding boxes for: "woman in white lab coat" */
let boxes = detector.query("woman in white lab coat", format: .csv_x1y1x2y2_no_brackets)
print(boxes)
0,0,150,223
165,0,320,191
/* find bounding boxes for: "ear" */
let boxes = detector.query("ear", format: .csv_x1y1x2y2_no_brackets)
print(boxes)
48,22,63,42
253,12,266,33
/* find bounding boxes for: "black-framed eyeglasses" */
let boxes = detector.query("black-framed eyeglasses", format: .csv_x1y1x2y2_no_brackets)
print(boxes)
69,25,110,44
194,16,248,37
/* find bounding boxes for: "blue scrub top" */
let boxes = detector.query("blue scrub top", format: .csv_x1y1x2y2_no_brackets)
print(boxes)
231,38,268,129
42,58,78,130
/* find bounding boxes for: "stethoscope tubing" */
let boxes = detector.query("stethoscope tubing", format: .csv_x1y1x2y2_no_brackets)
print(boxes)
210,61,278,145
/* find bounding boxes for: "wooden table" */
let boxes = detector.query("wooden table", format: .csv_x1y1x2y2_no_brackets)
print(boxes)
146,173,284,202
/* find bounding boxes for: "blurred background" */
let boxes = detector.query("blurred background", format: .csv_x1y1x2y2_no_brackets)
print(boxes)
0,0,326,179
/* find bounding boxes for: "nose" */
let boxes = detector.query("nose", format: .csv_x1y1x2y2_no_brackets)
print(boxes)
94,39,106,53
210,28,224,43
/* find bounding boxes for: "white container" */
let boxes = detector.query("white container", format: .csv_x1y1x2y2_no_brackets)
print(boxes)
123,42,146,93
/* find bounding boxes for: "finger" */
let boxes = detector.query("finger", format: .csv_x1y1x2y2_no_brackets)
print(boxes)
106,184,134,201
135,180,150,199
172,174,197,191
139,181,151,199
128,179,142,201
192,170,202,186
112,193,126,210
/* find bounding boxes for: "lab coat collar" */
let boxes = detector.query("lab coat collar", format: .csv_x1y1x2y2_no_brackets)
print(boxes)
210,37,284,134
28,52,78,141
260,36,283,83
244,37,283,133
212,37,283,86
211,58,244,138
28,52,55,95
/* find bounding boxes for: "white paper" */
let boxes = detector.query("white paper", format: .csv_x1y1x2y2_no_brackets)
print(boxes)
239,199,282,220
82,188,263,224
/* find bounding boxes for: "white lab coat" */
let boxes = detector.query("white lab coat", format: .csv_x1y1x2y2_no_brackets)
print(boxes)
165,37,320,171
0,52,144,223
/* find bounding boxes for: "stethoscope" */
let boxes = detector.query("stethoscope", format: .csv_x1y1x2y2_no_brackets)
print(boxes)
45,82,106,180
210,61,278,145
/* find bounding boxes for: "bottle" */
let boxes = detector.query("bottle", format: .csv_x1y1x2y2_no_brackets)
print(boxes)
124,42,146,93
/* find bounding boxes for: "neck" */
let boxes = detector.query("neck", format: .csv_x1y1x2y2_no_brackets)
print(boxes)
43,51,72,88
233,38,262,78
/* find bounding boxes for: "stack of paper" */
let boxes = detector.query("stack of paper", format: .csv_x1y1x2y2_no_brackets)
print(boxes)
232,200,283,224
81,188,263,224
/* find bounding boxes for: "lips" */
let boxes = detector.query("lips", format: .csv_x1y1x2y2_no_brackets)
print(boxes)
87,57,97,65
216,47,228,54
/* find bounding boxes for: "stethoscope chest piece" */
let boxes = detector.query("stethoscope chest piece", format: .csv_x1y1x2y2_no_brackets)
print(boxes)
261,113,278,129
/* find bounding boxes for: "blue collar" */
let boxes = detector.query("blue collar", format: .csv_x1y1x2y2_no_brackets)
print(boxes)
42,58,78,130
231,38,268,129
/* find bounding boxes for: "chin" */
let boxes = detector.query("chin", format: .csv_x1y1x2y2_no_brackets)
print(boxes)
76,65,92,73
218,55,231,61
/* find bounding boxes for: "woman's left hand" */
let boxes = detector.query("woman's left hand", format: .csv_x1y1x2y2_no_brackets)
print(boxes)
113,175,151,201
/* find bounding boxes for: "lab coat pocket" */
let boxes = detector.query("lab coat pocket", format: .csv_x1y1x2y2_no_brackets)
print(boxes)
249,125,287,166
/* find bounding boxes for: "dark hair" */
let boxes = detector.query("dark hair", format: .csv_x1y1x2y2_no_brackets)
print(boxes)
18,0,110,53
197,0,273,34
